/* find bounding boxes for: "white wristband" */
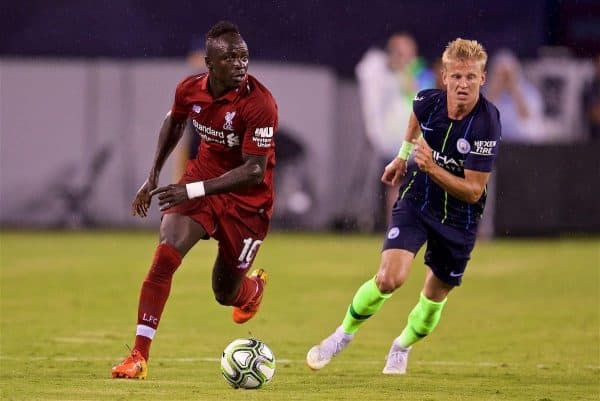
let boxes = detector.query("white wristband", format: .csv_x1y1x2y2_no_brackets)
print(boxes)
185,181,205,199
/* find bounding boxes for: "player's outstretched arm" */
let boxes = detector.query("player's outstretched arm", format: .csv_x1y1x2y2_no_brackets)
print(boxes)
131,113,186,217
149,153,267,211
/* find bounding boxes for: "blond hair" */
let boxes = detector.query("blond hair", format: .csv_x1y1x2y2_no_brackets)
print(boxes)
442,38,487,70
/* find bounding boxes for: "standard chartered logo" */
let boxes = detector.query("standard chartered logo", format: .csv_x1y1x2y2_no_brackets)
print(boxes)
193,119,224,138
192,120,239,147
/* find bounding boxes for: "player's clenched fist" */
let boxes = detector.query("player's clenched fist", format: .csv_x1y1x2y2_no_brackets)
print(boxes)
132,178,158,218
381,158,407,186
413,137,436,173
150,184,189,211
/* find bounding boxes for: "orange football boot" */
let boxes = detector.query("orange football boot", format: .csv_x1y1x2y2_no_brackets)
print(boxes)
232,269,267,324
111,349,148,379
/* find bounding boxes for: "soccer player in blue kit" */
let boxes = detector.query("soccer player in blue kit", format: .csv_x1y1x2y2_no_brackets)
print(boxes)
307,38,502,374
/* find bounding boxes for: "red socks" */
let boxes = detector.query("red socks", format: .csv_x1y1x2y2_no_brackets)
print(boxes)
134,243,182,360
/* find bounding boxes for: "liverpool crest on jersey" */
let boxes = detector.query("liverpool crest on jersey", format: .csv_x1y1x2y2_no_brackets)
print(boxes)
223,111,236,131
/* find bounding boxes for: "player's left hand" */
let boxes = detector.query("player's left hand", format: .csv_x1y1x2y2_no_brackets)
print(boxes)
413,137,436,173
150,184,189,211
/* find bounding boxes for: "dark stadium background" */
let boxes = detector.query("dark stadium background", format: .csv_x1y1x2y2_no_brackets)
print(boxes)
1,0,598,75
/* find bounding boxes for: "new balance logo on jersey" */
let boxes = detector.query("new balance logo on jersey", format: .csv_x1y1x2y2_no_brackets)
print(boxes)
414,95,425,101
252,127,274,148
192,104,202,114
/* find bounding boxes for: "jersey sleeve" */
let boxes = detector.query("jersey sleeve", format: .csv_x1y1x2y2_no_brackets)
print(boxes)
413,89,441,122
464,105,502,172
242,95,278,156
170,79,190,121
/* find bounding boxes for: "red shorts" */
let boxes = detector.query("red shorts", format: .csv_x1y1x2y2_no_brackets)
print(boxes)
164,193,270,276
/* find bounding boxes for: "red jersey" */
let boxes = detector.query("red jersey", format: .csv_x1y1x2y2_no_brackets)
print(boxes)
170,73,278,215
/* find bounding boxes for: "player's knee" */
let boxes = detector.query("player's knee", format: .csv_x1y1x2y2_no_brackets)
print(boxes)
376,252,411,293
159,215,205,257
214,290,236,306
375,273,405,293
158,238,187,258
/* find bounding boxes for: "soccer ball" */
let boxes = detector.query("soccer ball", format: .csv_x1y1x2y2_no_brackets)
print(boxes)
220,338,276,389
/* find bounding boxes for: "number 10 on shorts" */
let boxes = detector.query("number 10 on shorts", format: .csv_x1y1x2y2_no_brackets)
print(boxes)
238,238,262,263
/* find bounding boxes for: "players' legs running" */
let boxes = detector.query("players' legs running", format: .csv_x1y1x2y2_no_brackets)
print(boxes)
383,268,453,374
211,253,246,305
112,214,205,379
345,249,414,333
306,249,414,370
210,253,263,307
209,204,270,324
211,252,268,324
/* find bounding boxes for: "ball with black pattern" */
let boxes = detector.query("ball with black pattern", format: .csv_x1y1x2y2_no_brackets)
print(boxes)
220,338,276,389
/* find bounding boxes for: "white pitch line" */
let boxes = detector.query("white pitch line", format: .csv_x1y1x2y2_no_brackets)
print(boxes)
0,355,598,369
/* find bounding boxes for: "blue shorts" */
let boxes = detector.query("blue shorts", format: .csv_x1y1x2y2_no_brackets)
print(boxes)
382,199,477,286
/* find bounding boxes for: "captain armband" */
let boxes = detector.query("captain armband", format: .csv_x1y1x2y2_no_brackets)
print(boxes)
185,181,206,199
397,140,415,161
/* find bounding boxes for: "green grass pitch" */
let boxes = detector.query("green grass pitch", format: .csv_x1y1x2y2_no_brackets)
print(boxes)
1,231,598,400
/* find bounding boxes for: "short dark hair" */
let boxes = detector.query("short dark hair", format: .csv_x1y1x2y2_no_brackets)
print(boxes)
206,21,240,41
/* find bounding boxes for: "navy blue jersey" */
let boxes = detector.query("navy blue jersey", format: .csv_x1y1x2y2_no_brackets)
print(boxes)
399,89,502,230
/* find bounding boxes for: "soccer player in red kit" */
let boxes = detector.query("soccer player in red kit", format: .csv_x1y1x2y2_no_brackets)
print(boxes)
111,21,278,379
